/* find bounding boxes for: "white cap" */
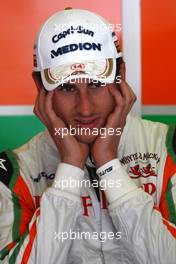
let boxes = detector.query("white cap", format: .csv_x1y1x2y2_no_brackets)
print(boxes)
33,8,122,91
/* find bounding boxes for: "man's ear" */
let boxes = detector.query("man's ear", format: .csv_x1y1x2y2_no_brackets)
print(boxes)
32,72,43,92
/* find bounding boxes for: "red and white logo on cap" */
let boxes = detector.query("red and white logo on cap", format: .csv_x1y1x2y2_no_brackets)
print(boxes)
71,63,85,70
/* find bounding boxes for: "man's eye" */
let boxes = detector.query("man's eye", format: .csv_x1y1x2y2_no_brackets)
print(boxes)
57,83,76,92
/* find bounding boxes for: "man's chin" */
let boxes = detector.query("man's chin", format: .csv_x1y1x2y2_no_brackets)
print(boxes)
75,134,98,144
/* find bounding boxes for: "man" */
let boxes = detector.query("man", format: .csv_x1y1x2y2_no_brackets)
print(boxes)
0,8,176,264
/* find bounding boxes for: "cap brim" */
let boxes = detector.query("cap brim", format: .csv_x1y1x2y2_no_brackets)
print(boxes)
41,58,117,91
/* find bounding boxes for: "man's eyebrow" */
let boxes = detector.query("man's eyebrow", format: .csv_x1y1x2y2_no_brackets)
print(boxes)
59,82,76,87
87,81,104,86
87,81,97,86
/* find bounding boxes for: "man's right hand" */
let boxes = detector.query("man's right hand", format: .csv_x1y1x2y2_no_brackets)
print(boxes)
33,89,89,169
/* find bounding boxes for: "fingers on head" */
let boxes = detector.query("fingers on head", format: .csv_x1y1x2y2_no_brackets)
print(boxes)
119,80,137,105
33,89,50,126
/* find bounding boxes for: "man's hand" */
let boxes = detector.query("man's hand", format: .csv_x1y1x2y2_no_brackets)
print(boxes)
91,64,137,168
33,89,89,169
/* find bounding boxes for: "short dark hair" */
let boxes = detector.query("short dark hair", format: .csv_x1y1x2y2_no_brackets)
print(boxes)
32,71,44,89
116,57,124,77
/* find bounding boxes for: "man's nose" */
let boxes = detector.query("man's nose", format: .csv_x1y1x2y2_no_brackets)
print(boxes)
76,92,94,116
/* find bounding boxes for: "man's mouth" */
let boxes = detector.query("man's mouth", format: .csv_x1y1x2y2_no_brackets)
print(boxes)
74,117,100,128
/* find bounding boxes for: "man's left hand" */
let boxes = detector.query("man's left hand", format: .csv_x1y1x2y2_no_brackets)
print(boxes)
91,74,136,168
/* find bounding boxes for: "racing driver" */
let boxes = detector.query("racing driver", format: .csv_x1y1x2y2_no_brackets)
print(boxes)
0,8,176,264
